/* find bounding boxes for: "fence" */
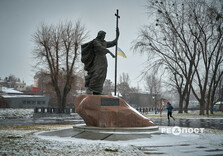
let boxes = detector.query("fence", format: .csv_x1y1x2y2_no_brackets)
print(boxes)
34,107,75,114
135,107,163,114
34,107,158,114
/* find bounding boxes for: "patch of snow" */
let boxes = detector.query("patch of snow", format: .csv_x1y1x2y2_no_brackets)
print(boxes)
1,125,223,156
1,94,46,98
0,128,145,156
111,92,122,97
128,105,151,120
0,108,34,118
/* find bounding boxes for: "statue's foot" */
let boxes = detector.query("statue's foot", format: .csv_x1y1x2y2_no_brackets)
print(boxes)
93,92,103,95
86,88,102,95
86,88,92,94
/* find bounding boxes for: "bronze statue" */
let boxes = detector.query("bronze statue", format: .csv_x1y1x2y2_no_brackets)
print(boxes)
81,28,119,94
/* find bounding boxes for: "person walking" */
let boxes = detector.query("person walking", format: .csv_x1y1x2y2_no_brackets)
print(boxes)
167,102,175,125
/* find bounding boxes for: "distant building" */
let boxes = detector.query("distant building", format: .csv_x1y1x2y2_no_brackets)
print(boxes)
14,81,26,91
0,94,49,108
188,100,200,109
0,76,26,91
129,93,160,108
0,76,50,108
34,74,39,88
31,87,41,92
214,102,223,111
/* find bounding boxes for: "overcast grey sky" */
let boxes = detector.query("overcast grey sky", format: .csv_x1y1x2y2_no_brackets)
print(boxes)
0,0,149,89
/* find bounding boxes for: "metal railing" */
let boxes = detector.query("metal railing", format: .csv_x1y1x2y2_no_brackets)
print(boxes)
34,107,75,114
135,107,162,114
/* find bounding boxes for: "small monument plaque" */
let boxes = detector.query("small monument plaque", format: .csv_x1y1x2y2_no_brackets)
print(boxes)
101,98,119,106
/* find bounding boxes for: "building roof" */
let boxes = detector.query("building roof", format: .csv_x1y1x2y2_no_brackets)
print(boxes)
0,94,46,98
1,87,23,94
215,101,223,105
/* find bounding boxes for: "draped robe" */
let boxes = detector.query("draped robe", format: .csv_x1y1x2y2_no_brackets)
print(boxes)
81,37,116,94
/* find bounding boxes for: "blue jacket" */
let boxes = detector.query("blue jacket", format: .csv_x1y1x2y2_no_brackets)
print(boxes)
167,104,173,112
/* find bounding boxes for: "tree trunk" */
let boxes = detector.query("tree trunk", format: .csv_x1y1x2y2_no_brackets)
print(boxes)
55,90,62,112
199,101,205,115
61,96,66,113
184,97,189,113
61,78,72,112
184,84,192,113
178,95,184,113
61,89,69,112
206,101,209,115
52,80,62,112
210,101,214,114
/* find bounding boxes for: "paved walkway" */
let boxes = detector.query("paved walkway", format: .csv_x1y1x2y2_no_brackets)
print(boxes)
135,130,223,156
150,118,223,130
36,125,223,156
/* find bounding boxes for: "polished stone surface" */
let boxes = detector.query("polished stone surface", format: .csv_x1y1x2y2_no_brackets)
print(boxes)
74,95,155,127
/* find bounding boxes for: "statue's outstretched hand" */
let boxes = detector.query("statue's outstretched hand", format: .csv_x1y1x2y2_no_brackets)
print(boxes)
109,52,115,58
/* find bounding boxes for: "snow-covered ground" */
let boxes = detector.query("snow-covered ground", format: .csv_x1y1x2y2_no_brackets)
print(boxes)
0,109,223,155
0,108,34,119
0,125,223,156
36,126,223,156
0,125,144,156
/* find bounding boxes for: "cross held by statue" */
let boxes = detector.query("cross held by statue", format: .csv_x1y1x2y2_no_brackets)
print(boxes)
114,9,120,96
115,10,120,20
115,9,120,34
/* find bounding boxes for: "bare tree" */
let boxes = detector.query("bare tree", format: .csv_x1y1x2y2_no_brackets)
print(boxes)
103,79,114,95
33,20,88,112
145,74,161,95
119,72,131,85
118,73,132,101
145,74,162,114
133,0,223,115
188,1,223,115
133,0,197,113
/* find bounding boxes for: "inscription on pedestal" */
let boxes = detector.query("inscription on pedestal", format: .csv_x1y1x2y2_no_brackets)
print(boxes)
101,98,119,106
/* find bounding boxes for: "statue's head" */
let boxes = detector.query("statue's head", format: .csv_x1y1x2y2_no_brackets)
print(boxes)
96,31,106,40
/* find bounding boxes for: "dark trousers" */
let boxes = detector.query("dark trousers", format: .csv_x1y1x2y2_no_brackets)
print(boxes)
167,112,175,120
